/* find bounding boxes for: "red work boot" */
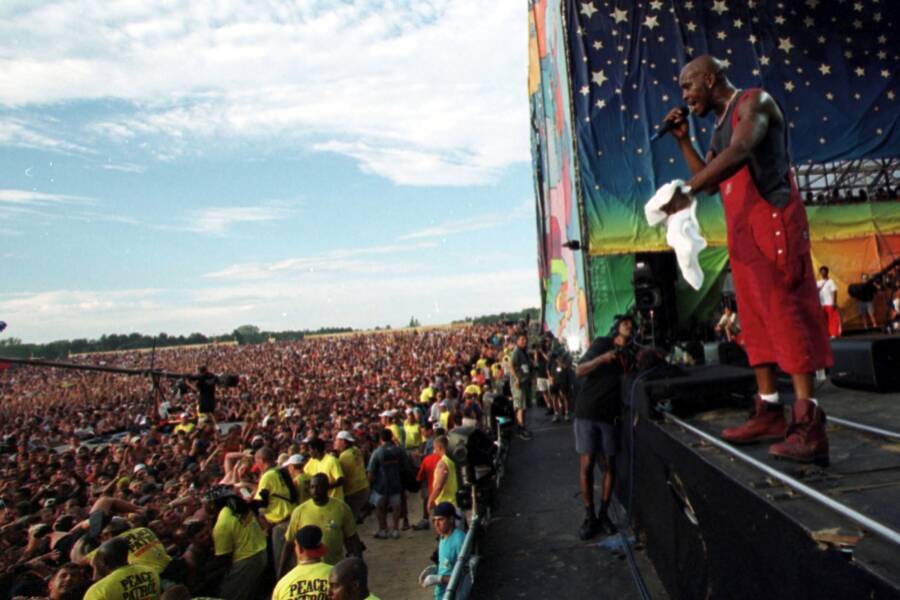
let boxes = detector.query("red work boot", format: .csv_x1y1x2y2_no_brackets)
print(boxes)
769,399,830,466
721,396,786,444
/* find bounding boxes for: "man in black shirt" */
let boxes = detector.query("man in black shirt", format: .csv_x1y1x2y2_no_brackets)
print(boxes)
548,335,573,422
188,366,218,419
573,316,633,540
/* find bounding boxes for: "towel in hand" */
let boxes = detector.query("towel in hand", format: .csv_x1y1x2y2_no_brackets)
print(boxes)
644,180,708,291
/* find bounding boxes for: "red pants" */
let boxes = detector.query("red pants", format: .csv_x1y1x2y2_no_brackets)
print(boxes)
822,305,842,338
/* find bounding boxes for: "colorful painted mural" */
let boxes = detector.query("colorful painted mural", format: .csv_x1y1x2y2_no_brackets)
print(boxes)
529,0,590,353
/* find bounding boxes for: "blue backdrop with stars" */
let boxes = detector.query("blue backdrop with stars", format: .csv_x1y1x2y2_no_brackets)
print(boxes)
566,0,897,255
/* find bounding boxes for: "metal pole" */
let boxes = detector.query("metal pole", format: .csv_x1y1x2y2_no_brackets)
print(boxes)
828,416,900,442
663,412,900,547
0,356,194,380
443,514,480,600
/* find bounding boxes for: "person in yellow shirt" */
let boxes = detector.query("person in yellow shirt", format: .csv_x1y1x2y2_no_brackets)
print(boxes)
205,485,268,600
173,413,195,435
254,446,297,575
285,453,312,505
419,383,434,405
75,518,173,578
427,436,459,511
463,375,481,399
304,439,345,500
327,557,380,600
335,431,369,521
272,525,332,600
438,403,451,432
379,410,405,448
281,474,364,575
84,537,160,600
402,409,423,456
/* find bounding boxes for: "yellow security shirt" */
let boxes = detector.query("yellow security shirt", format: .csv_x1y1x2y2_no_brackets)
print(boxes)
338,448,369,496
84,564,159,600
173,422,195,435
420,386,434,404
118,527,171,575
212,506,266,563
435,454,459,507
388,423,405,447
285,498,356,566
464,384,481,397
255,468,295,524
403,423,422,450
271,561,332,600
439,410,450,431
303,454,345,500
84,528,171,575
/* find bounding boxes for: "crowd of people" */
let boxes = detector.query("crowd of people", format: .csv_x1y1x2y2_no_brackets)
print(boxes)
0,323,575,600
803,186,897,205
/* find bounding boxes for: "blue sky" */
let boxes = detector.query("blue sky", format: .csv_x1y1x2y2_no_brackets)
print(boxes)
0,1,538,343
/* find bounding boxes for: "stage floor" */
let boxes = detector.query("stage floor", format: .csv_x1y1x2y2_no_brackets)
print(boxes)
662,378,900,592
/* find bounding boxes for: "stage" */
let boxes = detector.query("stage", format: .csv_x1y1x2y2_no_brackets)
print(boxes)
620,364,900,599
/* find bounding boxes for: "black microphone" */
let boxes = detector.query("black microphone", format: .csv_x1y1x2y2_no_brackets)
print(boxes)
650,107,687,141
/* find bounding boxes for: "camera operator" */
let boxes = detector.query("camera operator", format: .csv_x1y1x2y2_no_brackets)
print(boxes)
573,316,634,540
185,365,218,421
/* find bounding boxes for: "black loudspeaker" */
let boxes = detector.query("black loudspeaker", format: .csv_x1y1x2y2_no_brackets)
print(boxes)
830,336,900,393
633,251,679,343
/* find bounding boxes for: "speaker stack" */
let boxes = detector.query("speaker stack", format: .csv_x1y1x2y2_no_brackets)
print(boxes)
830,335,900,393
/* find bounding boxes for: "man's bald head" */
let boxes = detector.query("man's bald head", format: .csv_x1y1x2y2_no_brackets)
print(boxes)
328,557,368,600
679,55,734,118
95,536,129,575
682,55,726,81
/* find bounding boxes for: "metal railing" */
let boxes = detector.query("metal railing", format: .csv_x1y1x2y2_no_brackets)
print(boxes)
663,412,900,546
442,513,481,600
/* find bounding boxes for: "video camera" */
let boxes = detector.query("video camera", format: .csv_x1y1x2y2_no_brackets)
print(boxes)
848,258,900,301
447,426,497,512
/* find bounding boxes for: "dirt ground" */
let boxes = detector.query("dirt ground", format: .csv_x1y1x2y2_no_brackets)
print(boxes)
359,493,438,600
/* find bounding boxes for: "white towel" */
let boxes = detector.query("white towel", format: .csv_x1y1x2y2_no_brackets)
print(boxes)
644,180,708,291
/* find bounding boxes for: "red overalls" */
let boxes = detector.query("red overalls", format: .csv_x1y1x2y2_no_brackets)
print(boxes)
721,91,832,374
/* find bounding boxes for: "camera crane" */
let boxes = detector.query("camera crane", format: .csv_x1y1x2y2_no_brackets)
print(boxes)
0,355,239,422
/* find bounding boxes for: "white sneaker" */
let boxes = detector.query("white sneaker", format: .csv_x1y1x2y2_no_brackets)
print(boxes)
390,529,401,539
374,529,388,539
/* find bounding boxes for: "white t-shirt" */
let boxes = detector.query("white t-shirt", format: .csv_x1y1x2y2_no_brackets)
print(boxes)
818,278,837,306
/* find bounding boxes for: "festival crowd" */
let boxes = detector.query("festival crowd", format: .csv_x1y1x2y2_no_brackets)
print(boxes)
0,323,575,600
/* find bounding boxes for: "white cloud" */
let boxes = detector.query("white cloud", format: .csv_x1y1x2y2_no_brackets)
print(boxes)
0,118,93,155
398,204,532,240
0,266,538,343
0,1,529,186
0,189,94,206
203,241,438,280
98,162,146,174
180,204,295,236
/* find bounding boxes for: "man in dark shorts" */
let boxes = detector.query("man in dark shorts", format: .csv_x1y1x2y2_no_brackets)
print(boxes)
662,55,832,465
573,316,633,540
510,334,534,439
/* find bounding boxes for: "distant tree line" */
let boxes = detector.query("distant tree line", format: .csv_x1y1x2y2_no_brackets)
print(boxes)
0,324,353,359
452,307,540,326
0,308,538,360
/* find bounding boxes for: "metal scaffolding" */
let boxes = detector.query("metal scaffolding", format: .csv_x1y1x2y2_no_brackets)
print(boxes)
793,158,900,203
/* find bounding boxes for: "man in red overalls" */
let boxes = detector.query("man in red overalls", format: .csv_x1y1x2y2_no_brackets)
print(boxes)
662,55,832,465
